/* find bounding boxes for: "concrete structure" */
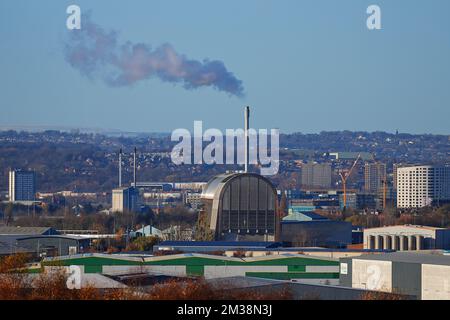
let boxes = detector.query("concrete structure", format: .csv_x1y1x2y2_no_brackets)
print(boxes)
339,251,450,299
112,187,139,213
301,162,332,188
8,169,36,202
201,172,277,241
363,225,450,251
364,162,386,194
397,165,450,208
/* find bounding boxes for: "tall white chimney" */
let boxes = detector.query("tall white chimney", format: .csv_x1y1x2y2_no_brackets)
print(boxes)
244,106,250,173
118,149,122,187
133,147,137,187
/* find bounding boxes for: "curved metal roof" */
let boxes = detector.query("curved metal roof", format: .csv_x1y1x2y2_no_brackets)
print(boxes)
201,173,239,200
201,172,276,200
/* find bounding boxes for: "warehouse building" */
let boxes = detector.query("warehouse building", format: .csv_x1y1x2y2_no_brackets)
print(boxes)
200,173,277,241
339,251,450,300
0,226,59,237
153,241,391,259
154,241,282,253
16,235,91,256
42,252,340,283
0,240,34,257
0,226,90,257
363,225,450,251
280,212,352,248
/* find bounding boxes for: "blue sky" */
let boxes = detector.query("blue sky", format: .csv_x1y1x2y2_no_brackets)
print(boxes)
1,0,449,134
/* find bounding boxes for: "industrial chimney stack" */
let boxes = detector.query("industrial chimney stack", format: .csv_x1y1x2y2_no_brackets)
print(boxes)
244,106,250,173
118,148,122,187
133,147,137,187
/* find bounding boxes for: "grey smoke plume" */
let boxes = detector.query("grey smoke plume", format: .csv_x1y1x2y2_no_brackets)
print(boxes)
64,15,244,97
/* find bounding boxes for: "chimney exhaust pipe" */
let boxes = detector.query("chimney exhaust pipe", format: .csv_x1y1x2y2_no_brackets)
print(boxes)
133,147,137,188
119,148,122,187
244,106,250,173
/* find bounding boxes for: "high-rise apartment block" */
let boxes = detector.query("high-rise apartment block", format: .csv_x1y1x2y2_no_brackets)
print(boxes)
364,162,386,194
396,165,450,208
301,163,332,188
8,169,36,202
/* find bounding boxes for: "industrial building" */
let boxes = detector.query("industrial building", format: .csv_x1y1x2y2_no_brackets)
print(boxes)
280,212,352,248
8,169,36,202
200,172,277,241
153,240,391,259
397,165,450,208
16,235,90,256
111,148,140,213
339,251,450,299
363,225,450,251
0,240,34,256
0,226,90,257
111,187,139,213
208,276,414,300
42,252,340,283
155,241,282,254
0,226,59,237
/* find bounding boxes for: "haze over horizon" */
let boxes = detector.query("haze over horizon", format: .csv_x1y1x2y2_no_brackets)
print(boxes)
1,0,450,135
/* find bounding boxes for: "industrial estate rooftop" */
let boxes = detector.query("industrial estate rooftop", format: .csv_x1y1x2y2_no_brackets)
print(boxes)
350,251,450,265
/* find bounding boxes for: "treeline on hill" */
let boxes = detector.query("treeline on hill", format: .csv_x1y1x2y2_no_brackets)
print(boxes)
1,202,197,235
0,142,243,193
1,130,449,194
336,204,450,229
0,142,116,192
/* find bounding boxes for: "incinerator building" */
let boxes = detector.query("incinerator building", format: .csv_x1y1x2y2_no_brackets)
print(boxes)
200,173,277,241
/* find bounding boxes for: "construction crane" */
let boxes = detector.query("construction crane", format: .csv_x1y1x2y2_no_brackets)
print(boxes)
339,154,361,208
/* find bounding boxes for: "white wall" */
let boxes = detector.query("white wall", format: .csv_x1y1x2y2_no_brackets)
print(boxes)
102,265,186,277
203,266,287,279
352,259,392,292
421,264,450,300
